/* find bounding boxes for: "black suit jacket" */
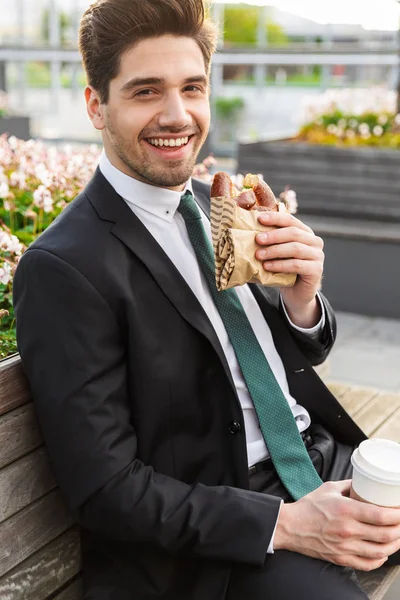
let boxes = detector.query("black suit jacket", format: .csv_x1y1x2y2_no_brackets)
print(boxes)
13,170,366,600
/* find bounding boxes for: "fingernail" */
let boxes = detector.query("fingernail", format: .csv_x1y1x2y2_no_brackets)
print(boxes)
258,233,268,243
260,213,270,221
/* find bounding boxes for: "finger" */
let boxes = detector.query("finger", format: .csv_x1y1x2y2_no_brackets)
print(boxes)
341,536,400,560
356,504,400,527
323,480,353,495
262,259,324,279
348,522,400,545
256,227,324,250
258,211,313,233
256,242,323,263
334,555,388,572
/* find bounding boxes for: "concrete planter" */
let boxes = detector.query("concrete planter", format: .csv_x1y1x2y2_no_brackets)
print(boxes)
237,140,400,222
0,116,31,141
237,140,400,318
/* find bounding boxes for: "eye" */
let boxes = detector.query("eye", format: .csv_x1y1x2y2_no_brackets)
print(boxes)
135,89,157,97
184,85,203,93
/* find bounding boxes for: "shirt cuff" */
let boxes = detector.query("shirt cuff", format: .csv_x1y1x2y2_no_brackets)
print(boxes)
267,499,283,554
280,292,326,337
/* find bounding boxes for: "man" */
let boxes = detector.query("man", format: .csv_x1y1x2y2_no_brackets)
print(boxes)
13,1,400,599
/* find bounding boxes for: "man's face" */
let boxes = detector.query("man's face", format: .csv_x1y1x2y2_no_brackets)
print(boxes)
87,35,211,191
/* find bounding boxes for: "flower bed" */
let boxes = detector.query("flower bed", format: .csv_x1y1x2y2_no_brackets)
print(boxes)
0,135,103,358
0,134,296,359
296,87,400,149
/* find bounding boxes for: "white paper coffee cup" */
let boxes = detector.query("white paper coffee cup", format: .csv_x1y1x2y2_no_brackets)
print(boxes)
351,439,400,507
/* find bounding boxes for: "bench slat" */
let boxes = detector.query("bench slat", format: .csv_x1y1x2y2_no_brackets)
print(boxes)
0,403,42,470
357,566,400,600
372,406,400,442
0,527,80,600
336,386,378,417
0,489,74,578
354,393,400,438
0,447,56,524
0,356,30,417
326,382,351,400
53,579,82,600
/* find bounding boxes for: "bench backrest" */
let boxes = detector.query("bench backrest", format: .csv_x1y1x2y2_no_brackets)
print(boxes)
0,355,82,600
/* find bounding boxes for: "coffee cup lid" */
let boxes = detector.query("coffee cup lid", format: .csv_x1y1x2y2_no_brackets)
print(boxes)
351,438,400,485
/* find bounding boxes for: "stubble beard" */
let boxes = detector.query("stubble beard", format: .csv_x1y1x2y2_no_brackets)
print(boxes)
106,119,206,189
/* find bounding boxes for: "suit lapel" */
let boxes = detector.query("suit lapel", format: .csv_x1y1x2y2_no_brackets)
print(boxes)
85,169,235,388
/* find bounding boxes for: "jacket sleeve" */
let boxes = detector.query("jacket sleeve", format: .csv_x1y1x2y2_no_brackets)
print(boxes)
13,248,280,567
278,292,337,366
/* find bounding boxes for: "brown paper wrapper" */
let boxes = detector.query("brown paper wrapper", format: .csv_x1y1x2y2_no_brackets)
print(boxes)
210,195,297,291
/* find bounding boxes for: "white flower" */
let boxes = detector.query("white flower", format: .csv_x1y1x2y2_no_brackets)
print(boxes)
0,231,9,248
395,114,400,125
327,124,338,135
0,262,12,286
7,136,18,150
280,188,298,214
346,129,356,139
5,234,23,255
358,123,370,135
338,119,347,128
373,125,384,137
0,181,9,198
9,170,26,189
378,114,388,125
33,185,54,212
348,118,358,129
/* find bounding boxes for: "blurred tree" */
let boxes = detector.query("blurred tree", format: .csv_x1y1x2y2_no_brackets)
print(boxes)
41,8,71,46
223,5,288,46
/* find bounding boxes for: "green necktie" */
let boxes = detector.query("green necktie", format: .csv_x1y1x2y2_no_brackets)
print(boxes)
178,191,323,500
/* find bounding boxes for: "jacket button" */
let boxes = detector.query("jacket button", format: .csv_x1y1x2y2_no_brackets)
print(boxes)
229,421,242,435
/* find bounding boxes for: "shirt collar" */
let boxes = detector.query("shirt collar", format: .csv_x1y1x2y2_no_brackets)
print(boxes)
99,150,193,223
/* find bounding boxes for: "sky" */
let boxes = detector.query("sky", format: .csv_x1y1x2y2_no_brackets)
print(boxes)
0,0,399,32
213,0,400,31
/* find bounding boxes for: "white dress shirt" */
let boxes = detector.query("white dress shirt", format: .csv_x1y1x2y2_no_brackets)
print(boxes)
99,152,325,469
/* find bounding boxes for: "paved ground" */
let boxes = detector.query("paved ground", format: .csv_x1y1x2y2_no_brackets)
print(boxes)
327,311,400,599
327,311,400,393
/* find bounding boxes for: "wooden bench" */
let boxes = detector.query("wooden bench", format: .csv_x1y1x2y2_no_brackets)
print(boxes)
0,356,81,599
0,356,399,600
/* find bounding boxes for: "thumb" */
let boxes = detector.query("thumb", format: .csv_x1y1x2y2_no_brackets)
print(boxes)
332,480,352,496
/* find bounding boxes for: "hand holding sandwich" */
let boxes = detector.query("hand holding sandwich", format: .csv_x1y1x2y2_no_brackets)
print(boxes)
255,211,325,329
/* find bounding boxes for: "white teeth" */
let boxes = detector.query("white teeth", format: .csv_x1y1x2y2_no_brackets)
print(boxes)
148,136,190,148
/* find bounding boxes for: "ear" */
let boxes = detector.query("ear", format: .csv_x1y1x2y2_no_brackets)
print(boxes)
85,86,105,131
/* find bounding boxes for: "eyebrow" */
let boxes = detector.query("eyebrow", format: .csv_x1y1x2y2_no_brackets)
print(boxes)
120,75,208,93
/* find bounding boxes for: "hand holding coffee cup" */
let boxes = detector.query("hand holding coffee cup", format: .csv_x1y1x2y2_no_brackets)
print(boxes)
351,438,400,507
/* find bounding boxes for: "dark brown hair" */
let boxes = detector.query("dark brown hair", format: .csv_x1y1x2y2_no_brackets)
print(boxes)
79,0,218,103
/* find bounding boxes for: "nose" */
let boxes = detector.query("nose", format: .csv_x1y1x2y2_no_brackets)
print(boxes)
158,90,191,130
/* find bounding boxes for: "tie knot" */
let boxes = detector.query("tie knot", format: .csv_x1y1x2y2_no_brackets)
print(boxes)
178,191,202,222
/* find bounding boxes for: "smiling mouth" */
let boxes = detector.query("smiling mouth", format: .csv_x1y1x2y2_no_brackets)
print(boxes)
145,135,193,149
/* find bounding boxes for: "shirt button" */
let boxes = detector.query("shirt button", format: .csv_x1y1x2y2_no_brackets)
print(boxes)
229,421,242,435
